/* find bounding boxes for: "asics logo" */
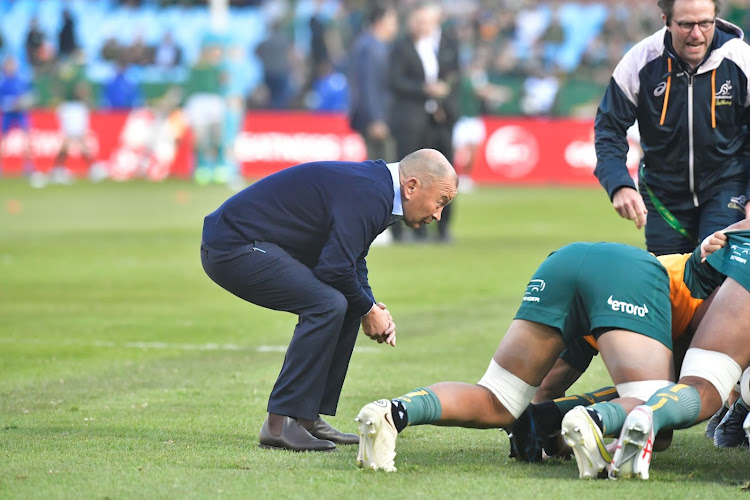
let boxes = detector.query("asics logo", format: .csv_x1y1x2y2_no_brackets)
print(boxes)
607,295,648,317
654,82,667,97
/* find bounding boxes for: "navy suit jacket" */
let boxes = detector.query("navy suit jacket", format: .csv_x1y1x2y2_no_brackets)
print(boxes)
202,159,395,317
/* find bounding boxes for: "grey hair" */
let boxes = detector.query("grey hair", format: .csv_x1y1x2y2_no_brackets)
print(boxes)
399,149,457,187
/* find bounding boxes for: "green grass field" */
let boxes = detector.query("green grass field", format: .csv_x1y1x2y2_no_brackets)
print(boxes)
1,179,748,499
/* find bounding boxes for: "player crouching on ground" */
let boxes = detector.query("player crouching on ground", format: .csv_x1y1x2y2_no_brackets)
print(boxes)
354,237,724,473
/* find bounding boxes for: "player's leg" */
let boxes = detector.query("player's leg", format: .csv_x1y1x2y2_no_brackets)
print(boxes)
356,244,593,470
558,243,673,478
613,276,750,479
355,319,565,471
563,330,673,479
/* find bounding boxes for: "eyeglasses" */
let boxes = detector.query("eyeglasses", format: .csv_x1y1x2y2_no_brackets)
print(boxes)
673,19,715,33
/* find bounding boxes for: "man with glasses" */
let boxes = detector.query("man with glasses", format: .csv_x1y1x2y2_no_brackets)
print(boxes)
593,0,750,446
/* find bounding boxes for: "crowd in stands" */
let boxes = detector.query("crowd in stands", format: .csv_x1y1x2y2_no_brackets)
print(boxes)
0,0,749,119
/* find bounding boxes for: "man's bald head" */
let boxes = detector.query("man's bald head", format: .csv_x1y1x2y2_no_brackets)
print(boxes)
399,149,458,188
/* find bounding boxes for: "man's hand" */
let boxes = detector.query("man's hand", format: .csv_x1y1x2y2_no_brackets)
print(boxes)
612,187,648,229
361,303,396,346
366,121,390,141
701,231,728,261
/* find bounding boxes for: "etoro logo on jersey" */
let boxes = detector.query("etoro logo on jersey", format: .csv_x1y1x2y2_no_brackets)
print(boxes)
523,279,545,302
607,295,648,317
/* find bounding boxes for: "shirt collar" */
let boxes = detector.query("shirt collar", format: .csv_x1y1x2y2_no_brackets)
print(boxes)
386,162,403,217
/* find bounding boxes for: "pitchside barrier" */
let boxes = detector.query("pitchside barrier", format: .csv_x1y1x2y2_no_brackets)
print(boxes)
0,111,641,184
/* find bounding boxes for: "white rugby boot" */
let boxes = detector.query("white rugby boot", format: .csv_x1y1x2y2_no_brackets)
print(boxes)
609,405,654,480
355,399,398,472
561,406,611,479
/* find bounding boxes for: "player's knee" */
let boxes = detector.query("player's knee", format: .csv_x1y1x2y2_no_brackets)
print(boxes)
477,359,538,419
679,347,741,404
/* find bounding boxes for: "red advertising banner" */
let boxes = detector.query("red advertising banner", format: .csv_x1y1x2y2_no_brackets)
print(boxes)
234,111,367,178
1,111,640,185
473,117,641,185
0,109,194,180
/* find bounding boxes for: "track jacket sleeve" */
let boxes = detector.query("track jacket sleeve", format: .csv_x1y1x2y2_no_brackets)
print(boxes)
594,75,639,200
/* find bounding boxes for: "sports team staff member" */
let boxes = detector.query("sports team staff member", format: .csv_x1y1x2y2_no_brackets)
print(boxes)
594,0,750,256
200,149,457,452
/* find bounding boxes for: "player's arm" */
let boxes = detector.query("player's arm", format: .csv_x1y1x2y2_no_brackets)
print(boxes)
700,218,750,260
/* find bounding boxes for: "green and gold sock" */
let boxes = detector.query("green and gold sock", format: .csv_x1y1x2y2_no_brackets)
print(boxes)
589,402,626,436
391,387,442,431
553,386,618,415
645,383,702,435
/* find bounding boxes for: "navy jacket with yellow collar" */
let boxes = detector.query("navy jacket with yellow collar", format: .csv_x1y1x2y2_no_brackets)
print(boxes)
595,19,750,210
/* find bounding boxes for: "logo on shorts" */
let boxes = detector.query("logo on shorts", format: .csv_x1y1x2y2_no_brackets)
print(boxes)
523,279,545,302
729,243,750,264
607,295,649,317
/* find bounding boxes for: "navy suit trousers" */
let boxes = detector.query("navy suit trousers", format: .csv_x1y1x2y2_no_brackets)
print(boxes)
201,240,365,420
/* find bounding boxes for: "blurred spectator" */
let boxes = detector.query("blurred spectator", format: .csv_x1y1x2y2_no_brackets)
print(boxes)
453,44,510,190
220,43,250,187
184,42,226,184
101,59,144,110
256,19,295,109
726,0,749,30
58,9,79,60
25,17,46,69
388,1,460,243
154,31,183,70
52,50,95,184
100,36,123,62
0,56,35,180
309,0,330,74
519,61,560,116
125,31,154,67
485,44,524,115
347,1,398,162
307,59,348,111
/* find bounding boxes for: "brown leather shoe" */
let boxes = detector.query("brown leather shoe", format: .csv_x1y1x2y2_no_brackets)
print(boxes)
259,416,336,452
310,417,359,445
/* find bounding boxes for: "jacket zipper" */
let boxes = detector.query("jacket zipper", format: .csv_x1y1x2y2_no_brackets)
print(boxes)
687,73,699,207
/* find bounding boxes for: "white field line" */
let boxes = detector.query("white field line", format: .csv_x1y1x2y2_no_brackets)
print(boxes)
0,338,380,353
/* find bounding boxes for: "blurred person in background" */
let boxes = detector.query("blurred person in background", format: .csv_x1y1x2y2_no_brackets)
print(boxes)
124,31,154,67
25,17,46,71
220,43,250,189
388,1,460,244
347,1,399,162
0,56,35,181
453,43,510,192
594,0,750,445
101,58,144,110
51,49,95,186
255,19,296,109
58,8,79,61
184,41,226,184
154,31,183,72
307,59,348,112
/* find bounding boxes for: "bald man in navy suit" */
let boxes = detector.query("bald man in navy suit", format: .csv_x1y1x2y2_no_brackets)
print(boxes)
201,148,458,451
